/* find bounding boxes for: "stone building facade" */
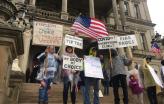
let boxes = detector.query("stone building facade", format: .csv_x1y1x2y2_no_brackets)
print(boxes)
18,0,160,75
0,0,163,104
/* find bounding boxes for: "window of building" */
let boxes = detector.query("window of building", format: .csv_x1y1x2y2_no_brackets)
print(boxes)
36,0,61,11
124,1,130,16
140,33,148,50
134,4,141,19
25,0,30,4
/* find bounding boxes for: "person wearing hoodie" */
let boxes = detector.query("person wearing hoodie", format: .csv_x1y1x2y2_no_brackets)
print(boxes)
84,47,100,104
62,46,79,104
110,49,132,104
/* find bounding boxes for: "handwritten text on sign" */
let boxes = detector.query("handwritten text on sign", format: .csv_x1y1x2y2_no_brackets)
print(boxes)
33,21,63,46
84,56,104,79
117,35,138,48
63,55,83,71
65,35,83,49
98,36,118,49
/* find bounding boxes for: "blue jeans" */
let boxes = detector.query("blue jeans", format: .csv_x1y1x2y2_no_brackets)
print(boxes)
38,78,53,102
103,80,110,95
81,86,90,104
84,77,100,104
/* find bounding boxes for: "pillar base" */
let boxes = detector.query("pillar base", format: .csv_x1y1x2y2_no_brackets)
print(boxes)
61,12,68,20
0,90,6,104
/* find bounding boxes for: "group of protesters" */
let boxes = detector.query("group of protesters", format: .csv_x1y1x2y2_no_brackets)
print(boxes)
33,45,163,104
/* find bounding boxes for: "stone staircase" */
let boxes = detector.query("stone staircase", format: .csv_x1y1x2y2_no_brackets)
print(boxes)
18,83,148,104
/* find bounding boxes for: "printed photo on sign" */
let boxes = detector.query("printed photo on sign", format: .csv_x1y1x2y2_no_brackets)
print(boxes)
33,21,63,46
98,36,118,49
63,55,83,71
65,35,83,49
117,35,138,48
84,56,104,79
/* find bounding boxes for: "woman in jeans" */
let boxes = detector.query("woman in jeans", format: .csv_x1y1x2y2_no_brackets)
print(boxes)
37,46,59,104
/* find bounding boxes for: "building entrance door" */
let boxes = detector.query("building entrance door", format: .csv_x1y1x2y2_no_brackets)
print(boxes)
26,45,46,83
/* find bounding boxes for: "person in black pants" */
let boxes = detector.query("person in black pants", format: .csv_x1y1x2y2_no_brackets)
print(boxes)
63,79,76,104
110,49,132,104
147,86,158,104
140,56,158,104
62,46,79,104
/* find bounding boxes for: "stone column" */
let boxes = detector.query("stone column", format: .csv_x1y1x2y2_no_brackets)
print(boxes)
89,0,95,17
29,0,36,6
18,29,32,73
142,1,151,21
118,48,125,56
0,46,12,104
0,46,9,104
61,0,68,20
62,0,67,13
112,0,120,29
119,0,126,27
126,47,134,70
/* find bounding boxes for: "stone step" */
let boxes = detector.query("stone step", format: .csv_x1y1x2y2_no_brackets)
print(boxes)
19,83,149,104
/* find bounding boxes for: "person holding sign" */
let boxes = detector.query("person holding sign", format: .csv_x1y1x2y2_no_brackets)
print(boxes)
110,49,132,104
84,47,100,104
62,46,79,104
37,46,60,104
140,56,158,104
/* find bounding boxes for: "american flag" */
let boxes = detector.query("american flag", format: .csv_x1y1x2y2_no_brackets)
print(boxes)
71,16,108,39
150,42,161,53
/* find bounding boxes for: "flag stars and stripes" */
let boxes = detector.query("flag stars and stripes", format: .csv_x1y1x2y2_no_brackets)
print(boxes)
71,16,108,39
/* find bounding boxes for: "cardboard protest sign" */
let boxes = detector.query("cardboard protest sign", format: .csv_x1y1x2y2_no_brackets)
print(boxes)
84,56,104,79
63,55,83,71
98,36,118,49
117,35,138,48
65,35,83,49
147,64,163,88
33,21,63,46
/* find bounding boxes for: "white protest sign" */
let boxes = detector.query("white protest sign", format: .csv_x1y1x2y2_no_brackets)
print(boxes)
98,36,118,49
65,35,83,49
117,35,138,48
162,66,164,75
63,55,83,71
147,64,163,88
84,56,104,79
33,21,63,46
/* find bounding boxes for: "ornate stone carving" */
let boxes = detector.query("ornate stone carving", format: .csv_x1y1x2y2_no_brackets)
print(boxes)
0,0,17,21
